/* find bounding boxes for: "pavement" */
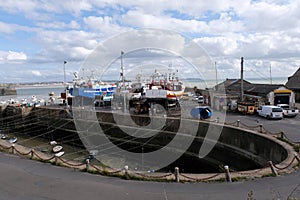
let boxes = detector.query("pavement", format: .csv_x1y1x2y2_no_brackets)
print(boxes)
1,112,300,199
0,151,300,200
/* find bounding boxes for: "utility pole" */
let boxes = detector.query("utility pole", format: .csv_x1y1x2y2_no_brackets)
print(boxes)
240,57,244,102
270,64,272,84
215,61,218,86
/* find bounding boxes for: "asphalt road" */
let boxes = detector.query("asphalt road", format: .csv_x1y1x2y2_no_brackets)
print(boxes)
225,112,300,142
0,152,300,200
1,112,300,200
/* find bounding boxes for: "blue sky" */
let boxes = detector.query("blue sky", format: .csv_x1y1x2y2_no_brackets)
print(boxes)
0,0,299,84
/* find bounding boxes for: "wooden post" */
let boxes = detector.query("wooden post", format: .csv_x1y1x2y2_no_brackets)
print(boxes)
294,153,300,163
55,156,58,165
268,161,278,176
224,165,232,182
11,144,15,154
124,165,129,179
259,124,263,133
174,167,180,183
86,159,90,171
31,149,34,159
280,131,284,139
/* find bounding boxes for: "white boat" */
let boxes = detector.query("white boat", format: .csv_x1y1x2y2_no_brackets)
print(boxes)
1,134,8,140
54,151,64,157
8,137,17,143
50,141,57,146
52,145,63,153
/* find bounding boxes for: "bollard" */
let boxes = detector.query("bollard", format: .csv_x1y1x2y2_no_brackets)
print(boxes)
259,124,263,133
216,117,219,123
31,149,34,159
294,153,300,163
86,159,90,172
224,165,232,182
55,156,58,165
174,167,180,183
237,120,240,127
280,131,284,139
124,165,129,179
11,144,15,154
268,161,278,176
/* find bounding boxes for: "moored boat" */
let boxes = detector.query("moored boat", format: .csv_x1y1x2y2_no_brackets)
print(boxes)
52,145,63,153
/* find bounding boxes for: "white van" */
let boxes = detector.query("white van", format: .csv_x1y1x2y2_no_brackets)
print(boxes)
257,105,283,119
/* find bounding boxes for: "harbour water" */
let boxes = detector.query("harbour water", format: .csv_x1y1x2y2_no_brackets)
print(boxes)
0,85,64,102
0,77,288,102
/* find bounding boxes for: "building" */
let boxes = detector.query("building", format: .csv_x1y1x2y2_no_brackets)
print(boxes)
214,78,296,107
286,67,300,102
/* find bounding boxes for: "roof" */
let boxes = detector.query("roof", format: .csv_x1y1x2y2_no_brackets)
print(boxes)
246,84,284,95
286,67,300,89
215,78,252,89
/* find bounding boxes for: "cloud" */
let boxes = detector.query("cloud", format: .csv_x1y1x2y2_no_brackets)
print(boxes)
31,70,42,76
0,0,300,83
7,51,27,62
0,51,27,64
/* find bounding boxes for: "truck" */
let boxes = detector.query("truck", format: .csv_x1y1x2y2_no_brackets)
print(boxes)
276,104,299,117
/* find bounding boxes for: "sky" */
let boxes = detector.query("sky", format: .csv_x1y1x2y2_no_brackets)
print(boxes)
0,0,300,84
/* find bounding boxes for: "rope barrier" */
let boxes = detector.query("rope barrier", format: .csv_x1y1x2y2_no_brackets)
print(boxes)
32,151,55,162
13,146,32,156
57,157,86,167
273,156,297,171
179,173,220,181
133,172,173,179
280,132,300,144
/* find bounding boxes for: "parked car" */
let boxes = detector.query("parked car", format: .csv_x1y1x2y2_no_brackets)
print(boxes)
257,105,283,119
277,104,298,117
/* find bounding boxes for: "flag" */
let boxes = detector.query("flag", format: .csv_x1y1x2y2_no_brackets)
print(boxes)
64,61,67,64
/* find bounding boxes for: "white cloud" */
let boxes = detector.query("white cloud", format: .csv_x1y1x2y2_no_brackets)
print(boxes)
0,0,300,83
7,51,27,62
36,20,80,29
31,70,42,76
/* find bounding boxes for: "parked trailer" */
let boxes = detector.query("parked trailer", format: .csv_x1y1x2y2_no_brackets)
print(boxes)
237,102,256,114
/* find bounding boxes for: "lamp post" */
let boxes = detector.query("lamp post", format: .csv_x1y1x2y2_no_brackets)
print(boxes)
63,61,67,85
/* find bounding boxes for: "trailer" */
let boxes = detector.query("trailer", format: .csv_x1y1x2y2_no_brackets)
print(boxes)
237,102,256,114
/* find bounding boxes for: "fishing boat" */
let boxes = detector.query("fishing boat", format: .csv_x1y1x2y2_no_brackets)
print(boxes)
70,72,117,106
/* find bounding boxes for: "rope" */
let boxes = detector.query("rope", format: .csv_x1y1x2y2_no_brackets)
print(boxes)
32,151,55,161
57,157,86,167
179,173,220,181
239,122,260,129
280,132,300,144
274,156,297,171
134,172,173,179
13,146,32,156
237,166,267,176
224,121,237,126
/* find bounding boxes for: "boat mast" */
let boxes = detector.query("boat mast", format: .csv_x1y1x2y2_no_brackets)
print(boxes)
121,51,125,88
